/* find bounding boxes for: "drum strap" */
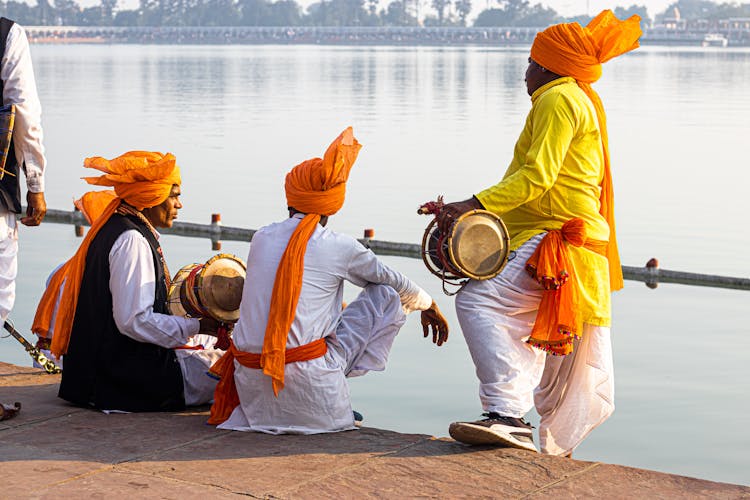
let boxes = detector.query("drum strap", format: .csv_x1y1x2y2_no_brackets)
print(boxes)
207,338,328,425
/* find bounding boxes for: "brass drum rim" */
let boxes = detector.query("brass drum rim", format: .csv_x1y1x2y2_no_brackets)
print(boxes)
196,253,247,323
168,263,201,317
421,218,464,281
446,209,510,281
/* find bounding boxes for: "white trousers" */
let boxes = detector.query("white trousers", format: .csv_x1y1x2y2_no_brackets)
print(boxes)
332,283,407,378
175,334,223,406
220,284,407,434
455,235,614,455
0,209,18,324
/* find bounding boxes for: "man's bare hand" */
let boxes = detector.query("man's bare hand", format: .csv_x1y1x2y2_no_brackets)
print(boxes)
436,197,483,235
21,191,47,226
198,317,221,336
421,300,449,346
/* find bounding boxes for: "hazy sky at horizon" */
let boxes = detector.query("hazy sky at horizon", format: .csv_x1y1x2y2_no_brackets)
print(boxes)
59,0,677,21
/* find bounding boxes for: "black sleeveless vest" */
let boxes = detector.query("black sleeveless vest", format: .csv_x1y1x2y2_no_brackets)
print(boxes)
58,214,186,411
0,18,24,214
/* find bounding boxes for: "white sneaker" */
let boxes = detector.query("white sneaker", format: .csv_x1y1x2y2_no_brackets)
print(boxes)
449,413,537,452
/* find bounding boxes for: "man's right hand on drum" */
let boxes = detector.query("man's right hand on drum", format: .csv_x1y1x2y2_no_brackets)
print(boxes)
198,317,223,336
437,197,484,235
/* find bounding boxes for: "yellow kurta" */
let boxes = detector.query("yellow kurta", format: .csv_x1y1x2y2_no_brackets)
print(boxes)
475,77,611,326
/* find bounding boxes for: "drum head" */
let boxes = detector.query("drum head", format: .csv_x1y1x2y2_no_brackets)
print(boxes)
199,254,247,323
448,210,509,280
168,263,200,317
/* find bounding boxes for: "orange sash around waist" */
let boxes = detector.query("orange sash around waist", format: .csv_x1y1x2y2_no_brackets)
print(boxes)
207,338,328,425
525,218,608,356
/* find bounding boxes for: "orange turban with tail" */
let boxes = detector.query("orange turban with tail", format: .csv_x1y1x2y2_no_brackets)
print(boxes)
263,127,361,396
530,10,642,291
32,151,182,358
74,190,118,224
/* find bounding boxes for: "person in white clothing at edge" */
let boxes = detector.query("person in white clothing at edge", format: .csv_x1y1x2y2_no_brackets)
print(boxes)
208,127,449,433
1,17,48,326
32,151,223,412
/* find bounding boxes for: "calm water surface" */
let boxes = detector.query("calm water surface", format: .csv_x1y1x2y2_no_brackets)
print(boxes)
2,44,748,485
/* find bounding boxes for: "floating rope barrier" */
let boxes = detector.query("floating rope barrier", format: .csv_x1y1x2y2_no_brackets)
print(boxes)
37,207,750,292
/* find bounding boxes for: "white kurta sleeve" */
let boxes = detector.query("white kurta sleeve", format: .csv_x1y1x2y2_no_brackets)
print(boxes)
109,230,199,347
345,241,432,314
1,24,46,193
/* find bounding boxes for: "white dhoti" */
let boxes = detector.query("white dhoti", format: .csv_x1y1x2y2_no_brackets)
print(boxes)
332,283,407,378
220,283,407,434
176,334,223,406
0,208,18,324
535,324,614,455
455,234,614,455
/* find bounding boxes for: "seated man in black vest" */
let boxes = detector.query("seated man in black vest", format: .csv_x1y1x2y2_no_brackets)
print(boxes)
33,151,223,412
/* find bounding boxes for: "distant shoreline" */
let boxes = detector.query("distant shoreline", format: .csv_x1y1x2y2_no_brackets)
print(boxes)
24,26,750,47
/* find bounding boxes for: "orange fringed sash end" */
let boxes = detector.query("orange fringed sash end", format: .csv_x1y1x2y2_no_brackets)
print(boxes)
525,219,588,356
208,338,328,426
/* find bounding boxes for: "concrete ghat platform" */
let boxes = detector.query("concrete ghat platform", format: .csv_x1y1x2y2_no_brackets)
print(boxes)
1,362,747,499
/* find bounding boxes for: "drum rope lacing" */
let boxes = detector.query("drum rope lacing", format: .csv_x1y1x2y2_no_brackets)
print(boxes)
418,197,471,296
418,196,511,296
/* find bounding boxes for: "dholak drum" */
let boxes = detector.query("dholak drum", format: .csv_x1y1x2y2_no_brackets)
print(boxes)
422,210,510,285
167,254,246,323
168,263,200,318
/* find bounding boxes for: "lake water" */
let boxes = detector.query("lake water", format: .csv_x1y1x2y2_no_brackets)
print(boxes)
1,44,748,486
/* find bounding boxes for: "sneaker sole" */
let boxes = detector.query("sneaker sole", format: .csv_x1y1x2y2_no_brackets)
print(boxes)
448,422,537,452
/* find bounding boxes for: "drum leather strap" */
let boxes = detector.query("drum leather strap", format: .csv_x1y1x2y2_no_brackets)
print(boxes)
207,338,328,425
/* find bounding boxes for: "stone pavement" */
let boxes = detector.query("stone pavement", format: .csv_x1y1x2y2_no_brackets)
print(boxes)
1,362,748,499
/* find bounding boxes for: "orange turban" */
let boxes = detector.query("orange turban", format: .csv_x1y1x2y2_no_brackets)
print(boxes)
83,151,181,211
33,151,182,357
529,11,642,291
74,190,118,224
263,127,361,395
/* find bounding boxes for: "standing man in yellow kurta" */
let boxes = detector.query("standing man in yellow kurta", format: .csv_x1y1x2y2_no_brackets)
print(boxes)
438,11,641,456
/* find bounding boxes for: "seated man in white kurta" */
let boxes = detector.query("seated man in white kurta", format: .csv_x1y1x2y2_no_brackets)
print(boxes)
208,127,448,433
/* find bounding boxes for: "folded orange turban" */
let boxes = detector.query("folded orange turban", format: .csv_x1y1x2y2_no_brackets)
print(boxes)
33,151,181,357
83,151,181,211
74,190,118,224
530,10,642,291
262,127,361,395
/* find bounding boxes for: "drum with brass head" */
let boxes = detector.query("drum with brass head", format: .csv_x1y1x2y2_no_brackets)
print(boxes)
167,253,246,323
168,263,200,318
421,209,510,292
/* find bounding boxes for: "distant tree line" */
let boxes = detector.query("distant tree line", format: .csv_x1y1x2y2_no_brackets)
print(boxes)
1,0,747,28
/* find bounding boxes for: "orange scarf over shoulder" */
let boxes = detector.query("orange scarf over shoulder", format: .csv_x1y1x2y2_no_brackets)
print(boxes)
32,151,181,358
530,10,642,292
261,127,360,396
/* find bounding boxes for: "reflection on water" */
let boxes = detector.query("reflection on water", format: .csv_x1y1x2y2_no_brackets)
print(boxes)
2,44,748,486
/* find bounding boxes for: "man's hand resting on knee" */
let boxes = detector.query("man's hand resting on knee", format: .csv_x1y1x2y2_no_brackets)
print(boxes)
421,300,449,346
